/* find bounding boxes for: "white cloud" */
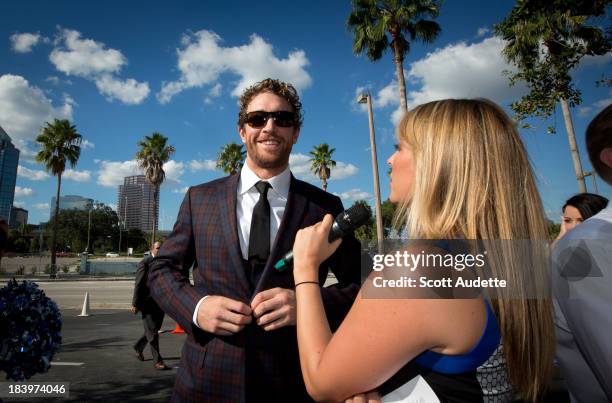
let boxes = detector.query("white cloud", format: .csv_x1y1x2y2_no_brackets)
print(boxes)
204,82,223,104
158,30,311,103
0,74,73,146
35,203,50,210
289,153,358,183
172,186,190,194
578,106,593,117
94,74,150,104
374,81,399,108
17,165,50,181
50,29,125,77
14,186,35,198
13,201,26,208
189,159,217,171
10,32,43,53
45,76,60,85
96,160,140,187
163,160,184,184
63,169,91,182
108,203,118,211
81,139,95,149
333,188,372,203
96,159,184,187
406,37,527,108
577,93,612,117
359,37,528,126
49,29,149,105
594,97,612,109
331,162,360,180
476,27,490,38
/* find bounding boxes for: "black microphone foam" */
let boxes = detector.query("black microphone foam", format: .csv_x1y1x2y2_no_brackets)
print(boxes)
274,204,371,271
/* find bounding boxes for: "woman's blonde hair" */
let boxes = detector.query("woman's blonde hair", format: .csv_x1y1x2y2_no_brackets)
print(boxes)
394,99,554,401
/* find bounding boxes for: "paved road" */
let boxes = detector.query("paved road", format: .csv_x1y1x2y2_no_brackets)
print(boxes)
0,280,137,310
3,309,184,402
0,276,339,310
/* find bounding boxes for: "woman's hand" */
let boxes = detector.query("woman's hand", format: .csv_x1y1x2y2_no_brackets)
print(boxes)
293,214,342,281
554,219,568,243
344,390,381,403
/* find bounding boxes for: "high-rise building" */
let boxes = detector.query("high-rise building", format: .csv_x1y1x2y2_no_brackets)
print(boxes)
0,126,20,222
9,206,28,229
50,195,93,216
117,175,158,232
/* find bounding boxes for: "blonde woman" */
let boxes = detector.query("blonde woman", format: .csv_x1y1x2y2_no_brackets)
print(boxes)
292,99,555,402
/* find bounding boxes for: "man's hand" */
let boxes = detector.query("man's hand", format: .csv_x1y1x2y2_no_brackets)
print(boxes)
251,287,296,331
130,306,138,314
197,296,252,336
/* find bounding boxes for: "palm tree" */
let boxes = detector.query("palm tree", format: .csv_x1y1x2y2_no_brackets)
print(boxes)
347,0,442,113
135,132,175,245
216,142,246,174
495,0,611,193
351,200,375,241
36,119,82,277
309,143,337,192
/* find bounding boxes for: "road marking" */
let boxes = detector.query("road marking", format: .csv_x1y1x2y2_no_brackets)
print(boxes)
51,362,84,366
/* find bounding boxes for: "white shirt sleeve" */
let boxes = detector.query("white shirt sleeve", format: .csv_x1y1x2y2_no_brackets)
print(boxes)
192,295,209,328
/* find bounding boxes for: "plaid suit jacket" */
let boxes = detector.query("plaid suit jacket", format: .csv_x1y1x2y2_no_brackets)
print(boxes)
149,173,361,403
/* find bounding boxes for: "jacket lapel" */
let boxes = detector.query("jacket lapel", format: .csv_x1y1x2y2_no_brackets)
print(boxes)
253,175,307,296
217,174,251,299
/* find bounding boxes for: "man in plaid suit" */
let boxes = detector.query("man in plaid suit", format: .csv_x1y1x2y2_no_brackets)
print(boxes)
149,78,361,402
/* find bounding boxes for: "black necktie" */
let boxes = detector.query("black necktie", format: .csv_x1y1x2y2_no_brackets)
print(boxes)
248,181,271,263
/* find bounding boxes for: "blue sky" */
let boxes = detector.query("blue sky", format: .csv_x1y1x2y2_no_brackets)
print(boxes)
1,0,610,229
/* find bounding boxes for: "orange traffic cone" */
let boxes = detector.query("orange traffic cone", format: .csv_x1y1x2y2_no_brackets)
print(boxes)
171,324,185,334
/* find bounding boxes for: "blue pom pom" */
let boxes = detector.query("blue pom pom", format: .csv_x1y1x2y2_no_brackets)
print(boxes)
0,279,62,381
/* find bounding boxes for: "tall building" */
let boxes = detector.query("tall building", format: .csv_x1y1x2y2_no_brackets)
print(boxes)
50,195,93,216
9,206,28,229
0,126,20,222
117,175,158,232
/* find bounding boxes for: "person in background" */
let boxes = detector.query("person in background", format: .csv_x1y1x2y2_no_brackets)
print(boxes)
554,193,608,242
552,104,612,402
291,99,555,402
131,241,169,370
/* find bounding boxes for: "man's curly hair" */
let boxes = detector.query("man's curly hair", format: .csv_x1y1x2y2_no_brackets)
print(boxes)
238,78,303,129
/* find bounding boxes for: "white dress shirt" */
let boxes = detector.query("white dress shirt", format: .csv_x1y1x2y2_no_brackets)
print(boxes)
193,164,291,327
236,163,291,260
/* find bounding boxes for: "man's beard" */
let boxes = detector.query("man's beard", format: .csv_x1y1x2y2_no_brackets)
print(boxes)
246,137,293,170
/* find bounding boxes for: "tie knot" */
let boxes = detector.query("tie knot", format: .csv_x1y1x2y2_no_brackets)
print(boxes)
254,181,271,196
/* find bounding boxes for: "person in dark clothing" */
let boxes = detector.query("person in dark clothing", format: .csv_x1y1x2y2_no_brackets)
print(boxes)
131,241,168,370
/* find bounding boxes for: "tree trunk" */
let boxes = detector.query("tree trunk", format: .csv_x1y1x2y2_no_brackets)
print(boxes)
151,185,158,246
50,173,62,278
560,99,587,193
393,42,408,114
321,166,329,192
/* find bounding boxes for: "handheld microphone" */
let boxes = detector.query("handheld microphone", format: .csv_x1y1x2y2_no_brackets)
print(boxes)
274,204,371,272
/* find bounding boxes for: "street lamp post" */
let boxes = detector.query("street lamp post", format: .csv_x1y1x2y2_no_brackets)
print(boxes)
85,205,92,253
123,196,128,255
583,171,599,194
118,218,122,256
357,92,384,253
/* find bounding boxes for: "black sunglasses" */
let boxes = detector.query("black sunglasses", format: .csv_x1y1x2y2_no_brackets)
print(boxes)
245,111,297,128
